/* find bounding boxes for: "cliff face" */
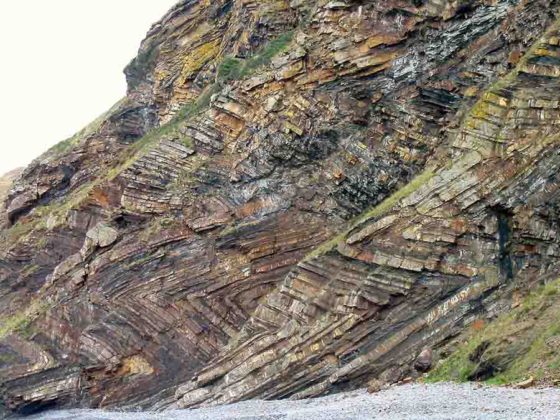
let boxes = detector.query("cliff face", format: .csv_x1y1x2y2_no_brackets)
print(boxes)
427,277,560,386
0,170,22,207
2,0,560,415
0,169,22,230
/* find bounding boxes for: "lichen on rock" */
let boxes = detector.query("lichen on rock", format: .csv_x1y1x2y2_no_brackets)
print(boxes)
2,0,560,415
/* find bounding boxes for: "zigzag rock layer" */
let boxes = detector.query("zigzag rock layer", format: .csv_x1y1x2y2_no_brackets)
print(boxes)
2,0,560,415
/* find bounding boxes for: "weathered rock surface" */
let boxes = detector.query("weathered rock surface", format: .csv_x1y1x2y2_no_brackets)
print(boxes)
427,277,560,386
0,168,23,228
2,0,560,416
0,170,22,202
414,349,433,373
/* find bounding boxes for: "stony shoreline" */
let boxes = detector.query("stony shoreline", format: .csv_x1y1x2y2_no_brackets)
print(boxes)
20,383,560,420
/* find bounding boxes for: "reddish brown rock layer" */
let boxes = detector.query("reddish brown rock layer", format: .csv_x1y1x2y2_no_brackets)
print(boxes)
2,0,560,415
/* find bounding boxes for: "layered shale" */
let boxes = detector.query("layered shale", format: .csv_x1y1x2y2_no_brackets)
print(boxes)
2,0,560,415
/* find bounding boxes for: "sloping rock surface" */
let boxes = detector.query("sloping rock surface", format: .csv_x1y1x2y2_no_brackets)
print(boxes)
0,170,22,202
2,0,560,415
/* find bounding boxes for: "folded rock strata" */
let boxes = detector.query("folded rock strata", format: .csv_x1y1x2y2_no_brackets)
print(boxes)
2,0,560,415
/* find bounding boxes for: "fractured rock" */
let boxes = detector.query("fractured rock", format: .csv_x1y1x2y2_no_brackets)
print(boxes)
2,0,560,415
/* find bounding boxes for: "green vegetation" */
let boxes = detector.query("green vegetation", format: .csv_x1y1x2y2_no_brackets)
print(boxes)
1,32,296,246
21,264,40,278
1,98,130,242
427,278,560,386
24,181,101,231
174,83,221,123
0,352,18,365
170,31,295,132
107,121,184,181
138,216,178,243
45,98,127,158
216,31,294,82
218,218,264,239
3,150,129,242
304,168,436,260
217,57,245,82
47,136,76,156
458,15,560,151
0,300,49,340
2,90,202,243
0,218,44,248
126,45,160,89
353,169,435,227
426,339,481,383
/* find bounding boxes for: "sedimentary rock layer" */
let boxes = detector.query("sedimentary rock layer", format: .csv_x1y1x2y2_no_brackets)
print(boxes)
2,0,560,415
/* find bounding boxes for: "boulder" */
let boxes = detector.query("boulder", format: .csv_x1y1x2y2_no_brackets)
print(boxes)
414,348,433,373
86,223,119,248
367,379,383,394
514,377,535,389
80,223,119,258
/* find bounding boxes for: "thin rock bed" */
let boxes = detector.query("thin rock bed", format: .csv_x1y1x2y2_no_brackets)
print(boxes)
22,383,560,420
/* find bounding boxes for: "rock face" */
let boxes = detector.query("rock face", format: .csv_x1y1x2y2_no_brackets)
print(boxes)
0,169,23,226
427,277,560,386
2,0,560,415
0,169,22,201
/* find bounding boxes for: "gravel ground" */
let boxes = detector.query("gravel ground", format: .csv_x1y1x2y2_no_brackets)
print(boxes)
22,383,560,420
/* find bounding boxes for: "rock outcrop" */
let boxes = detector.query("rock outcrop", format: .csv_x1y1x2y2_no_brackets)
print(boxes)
0,170,22,202
2,0,560,415
427,277,560,386
0,168,23,230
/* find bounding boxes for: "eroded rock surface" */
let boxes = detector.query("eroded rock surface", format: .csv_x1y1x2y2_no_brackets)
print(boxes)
0,168,23,229
2,0,560,415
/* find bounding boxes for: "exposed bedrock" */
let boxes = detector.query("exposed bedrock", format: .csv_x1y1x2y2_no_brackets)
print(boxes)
2,0,560,415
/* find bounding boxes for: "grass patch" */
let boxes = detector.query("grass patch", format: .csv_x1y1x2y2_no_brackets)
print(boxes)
352,169,435,227
217,57,245,82
3,129,159,242
4,32,296,245
0,300,50,340
174,83,221,123
304,168,436,260
242,31,294,75
2,87,208,244
47,136,76,156
0,219,41,246
0,352,18,365
426,278,560,385
216,31,294,83
44,98,127,158
425,338,482,383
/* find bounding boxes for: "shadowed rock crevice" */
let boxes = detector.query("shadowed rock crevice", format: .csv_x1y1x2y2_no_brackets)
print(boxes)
2,0,560,415
494,206,514,280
